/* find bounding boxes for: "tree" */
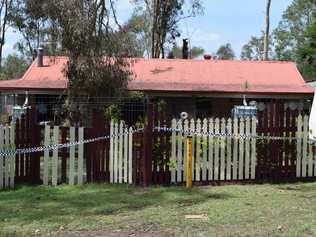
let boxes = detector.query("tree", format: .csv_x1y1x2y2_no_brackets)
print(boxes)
264,0,272,60
241,33,274,60
0,54,29,80
273,0,316,61
169,44,204,59
30,0,132,125
241,35,265,60
9,0,62,59
0,0,13,66
133,0,203,58
215,43,235,60
297,11,316,81
114,14,147,58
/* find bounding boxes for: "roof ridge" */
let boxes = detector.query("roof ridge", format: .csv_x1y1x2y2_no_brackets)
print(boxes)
41,55,295,64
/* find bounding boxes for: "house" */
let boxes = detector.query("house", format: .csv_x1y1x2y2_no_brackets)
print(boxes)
0,55,313,121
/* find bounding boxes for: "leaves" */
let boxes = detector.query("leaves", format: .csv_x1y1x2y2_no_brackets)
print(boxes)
215,43,235,60
0,54,30,80
297,11,316,81
133,0,203,58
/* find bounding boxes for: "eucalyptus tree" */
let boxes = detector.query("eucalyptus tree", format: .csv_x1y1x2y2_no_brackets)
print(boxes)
132,0,203,58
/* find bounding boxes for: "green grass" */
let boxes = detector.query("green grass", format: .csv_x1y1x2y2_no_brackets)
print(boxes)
1,183,316,237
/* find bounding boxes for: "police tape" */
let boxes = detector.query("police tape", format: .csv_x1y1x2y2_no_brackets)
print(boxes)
154,126,298,141
0,125,302,158
0,128,144,158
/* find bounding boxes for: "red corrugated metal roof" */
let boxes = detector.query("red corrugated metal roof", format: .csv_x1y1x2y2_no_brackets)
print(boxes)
0,56,313,95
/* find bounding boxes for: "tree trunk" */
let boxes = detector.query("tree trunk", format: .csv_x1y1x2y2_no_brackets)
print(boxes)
264,0,271,61
0,0,10,67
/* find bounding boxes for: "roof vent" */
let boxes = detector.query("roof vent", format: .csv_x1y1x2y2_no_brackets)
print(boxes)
37,47,44,67
204,54,212,60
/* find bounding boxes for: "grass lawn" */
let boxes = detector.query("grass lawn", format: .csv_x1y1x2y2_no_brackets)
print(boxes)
1,183,316,237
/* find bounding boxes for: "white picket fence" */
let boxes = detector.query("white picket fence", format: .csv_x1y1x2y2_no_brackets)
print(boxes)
109,121,133,184
43,125,84,186
170,117,257,183
297,115,316,178
0,124,15,190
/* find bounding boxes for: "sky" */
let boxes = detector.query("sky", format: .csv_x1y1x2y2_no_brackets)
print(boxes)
4,0,293,58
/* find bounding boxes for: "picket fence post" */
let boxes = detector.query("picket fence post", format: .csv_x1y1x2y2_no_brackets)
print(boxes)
171,119,176,183
251,117,257,180
296,115,302,178
226,118,232,180
69,127,75,185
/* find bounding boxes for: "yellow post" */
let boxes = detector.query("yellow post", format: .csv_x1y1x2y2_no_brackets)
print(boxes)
186,135,193,188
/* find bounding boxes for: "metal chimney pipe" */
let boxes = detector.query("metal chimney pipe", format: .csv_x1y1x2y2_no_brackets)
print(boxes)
37,47,44,67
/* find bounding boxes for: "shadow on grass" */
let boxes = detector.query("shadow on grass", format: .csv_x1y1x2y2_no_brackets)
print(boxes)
277,183,316,193
0,184,233,224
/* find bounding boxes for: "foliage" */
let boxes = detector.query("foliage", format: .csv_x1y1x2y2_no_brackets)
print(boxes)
0,54,29,80
132,0,203,58
104,104,122,122
241,33,274,60
297,11,316,81
241,35,265,60
273,0,316,61
25,0,132,125
169,44,204,59
215,43,235,60
9,0,62,59
241,0,316,68
113,13,147,58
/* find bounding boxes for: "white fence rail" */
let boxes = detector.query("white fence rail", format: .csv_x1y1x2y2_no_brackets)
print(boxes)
170,117,257,183
43,125,84,186
0,124,15,190
109,121,133,184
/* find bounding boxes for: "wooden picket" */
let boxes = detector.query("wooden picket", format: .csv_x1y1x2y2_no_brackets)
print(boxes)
0,124,15,190
43,125,84,186
109,121,133,184
170,117,257,183
296,115,316,178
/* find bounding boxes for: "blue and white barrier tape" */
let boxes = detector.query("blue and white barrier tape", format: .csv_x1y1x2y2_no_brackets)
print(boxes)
0,128,144,157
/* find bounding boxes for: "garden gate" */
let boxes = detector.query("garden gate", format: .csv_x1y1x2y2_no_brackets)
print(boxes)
256,102,299,182
14,107,41,184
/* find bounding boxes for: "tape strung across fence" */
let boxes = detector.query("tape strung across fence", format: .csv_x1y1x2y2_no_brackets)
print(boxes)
0,128,144,158
154,126,299,141
0,125,303,158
